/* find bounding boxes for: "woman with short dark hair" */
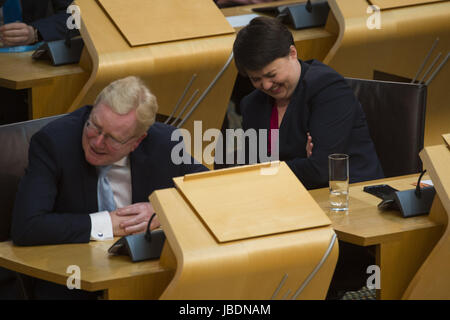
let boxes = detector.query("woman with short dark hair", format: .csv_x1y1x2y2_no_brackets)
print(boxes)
233,17,384,189
233,16,294,75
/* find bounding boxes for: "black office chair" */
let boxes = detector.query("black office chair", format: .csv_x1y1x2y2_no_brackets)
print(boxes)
0,115,64,299
345,78,427,178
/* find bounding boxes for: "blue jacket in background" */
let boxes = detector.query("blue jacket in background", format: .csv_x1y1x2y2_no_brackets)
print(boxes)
1,0,75,41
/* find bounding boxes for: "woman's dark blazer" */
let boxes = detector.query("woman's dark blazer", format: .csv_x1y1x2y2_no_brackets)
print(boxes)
241,59,384,189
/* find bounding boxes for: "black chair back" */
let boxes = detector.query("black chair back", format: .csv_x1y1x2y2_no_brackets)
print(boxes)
345,78,427,178
0,115,63,241
0,115,64,299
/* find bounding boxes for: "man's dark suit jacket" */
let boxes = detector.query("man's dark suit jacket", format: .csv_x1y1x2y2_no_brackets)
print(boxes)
0,0,73,41
241,59,384,190
11,106,207,246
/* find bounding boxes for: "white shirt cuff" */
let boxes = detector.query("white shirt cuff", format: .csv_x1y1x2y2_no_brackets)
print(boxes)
89,211,114,241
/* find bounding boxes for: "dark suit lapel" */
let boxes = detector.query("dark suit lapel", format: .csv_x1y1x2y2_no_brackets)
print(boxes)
130,151,154,204
81,158,98,212
77,107,98,212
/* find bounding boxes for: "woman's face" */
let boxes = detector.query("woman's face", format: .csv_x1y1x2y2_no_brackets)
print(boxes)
246,45,301,103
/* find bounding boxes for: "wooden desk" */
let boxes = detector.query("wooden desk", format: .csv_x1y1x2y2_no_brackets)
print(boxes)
0,238,173,299
0,174,443,300
152,162,338,300
310,174,445,299
403,142,450,299
0,51,89,119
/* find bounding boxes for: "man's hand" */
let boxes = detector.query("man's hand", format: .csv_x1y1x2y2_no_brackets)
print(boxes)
306,132,314,158
112,202,160,236
0,22,36,46
109,209,133,237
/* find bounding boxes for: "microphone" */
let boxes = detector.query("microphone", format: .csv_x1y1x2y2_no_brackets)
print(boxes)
415,170,427,197
306,0,312,13
393,170,436,218
278,0,330,30
145,213,157,241
108,212,166,262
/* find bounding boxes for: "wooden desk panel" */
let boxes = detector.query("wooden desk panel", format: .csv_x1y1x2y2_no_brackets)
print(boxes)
310,174,445,299
98,0,234,46
369,0,443,10
151,186,338,300
0,52,84,90
443,133,450,147
174,162,331,243
0,239,173,299
0,173,445,299
0,52,89,119
310,174,441,246
402,143,450,299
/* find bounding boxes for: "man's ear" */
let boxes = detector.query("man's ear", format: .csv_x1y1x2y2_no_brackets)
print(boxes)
131,132,147,151
289,45,298,59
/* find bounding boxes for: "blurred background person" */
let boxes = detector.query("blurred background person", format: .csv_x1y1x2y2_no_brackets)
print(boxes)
0,0,77,125
0,0,74,47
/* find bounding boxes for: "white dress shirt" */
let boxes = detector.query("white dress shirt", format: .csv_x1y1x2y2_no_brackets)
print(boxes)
89,156,132,240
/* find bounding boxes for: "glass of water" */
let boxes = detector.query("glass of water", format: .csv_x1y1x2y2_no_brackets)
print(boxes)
328,154,349,211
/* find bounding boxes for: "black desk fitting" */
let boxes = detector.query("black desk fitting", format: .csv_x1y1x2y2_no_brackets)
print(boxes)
32,30,84,66
393,170,436,218
108,213,166,262
252,0,330,30
373,171,436,218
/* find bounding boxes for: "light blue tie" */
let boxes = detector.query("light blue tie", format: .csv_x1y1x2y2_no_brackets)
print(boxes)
97,165,116,212
3,0,23,24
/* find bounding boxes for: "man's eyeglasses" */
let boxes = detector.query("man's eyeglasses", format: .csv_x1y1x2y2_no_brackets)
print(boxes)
84,118,135,149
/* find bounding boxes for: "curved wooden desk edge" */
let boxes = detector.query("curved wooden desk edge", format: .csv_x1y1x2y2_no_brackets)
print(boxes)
68,1,101,112
150,188,338,300
402,144,450,299
323,0,345,64
0,239,170,297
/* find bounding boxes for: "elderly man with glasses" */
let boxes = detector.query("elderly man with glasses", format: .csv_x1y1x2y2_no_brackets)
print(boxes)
11,76,207,299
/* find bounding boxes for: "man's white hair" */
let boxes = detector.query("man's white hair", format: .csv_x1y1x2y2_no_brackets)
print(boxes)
94,76,158,134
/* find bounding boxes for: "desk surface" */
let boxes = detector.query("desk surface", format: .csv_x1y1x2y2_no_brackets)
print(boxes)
0,51,84,90
0,238,167,293
310,174,441,246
